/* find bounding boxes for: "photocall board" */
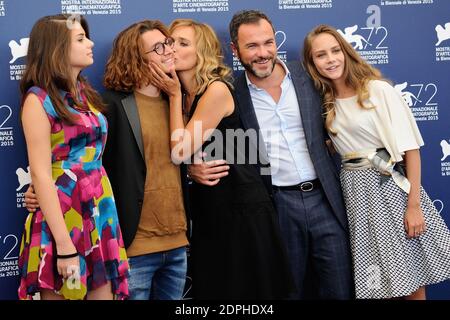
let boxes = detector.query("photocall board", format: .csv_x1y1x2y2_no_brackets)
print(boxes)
0,0,449,299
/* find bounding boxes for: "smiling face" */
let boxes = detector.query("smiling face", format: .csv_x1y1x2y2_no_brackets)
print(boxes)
142,29,175,73
232,19,277,79
171,25,198,73
310,32,345,84
69,21,94,71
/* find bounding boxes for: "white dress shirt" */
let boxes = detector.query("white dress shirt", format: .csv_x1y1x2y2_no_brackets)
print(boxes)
246,60,317,186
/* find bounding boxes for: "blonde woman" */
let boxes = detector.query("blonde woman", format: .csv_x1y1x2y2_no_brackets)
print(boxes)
302,24,450,299
151,19,293,299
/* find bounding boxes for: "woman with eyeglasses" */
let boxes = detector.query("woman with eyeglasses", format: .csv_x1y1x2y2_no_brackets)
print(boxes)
150,19,294,299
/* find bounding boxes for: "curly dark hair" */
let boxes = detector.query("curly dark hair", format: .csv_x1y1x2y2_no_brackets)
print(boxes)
103,20,170,92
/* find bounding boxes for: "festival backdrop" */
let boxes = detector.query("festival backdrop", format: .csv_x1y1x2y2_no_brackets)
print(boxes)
0,0,449,299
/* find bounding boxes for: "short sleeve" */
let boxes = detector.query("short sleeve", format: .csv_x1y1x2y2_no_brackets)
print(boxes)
26,86,59,120
374,81,424,153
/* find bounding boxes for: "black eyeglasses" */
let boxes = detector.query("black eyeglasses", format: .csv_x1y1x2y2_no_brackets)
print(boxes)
145,37,175,55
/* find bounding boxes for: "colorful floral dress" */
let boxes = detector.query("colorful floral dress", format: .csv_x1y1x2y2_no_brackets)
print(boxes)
18,86,129,300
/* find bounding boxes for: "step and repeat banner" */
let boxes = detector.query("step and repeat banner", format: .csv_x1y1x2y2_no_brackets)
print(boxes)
1,0,449,300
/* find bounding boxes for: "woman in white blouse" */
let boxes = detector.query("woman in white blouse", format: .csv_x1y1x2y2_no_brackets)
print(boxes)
302,24,450,300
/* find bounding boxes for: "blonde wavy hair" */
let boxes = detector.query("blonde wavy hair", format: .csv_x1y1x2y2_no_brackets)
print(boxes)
302,24,383,134
103,20,170,92
169,19,232,94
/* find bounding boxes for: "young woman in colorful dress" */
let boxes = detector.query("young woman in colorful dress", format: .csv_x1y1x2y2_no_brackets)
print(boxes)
18,14,129,300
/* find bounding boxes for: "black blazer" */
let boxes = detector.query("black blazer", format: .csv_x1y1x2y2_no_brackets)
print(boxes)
233,61,348,232
101,90,191,249
102,90,147,249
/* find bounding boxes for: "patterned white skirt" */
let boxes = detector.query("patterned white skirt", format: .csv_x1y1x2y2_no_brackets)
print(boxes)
340,167,450,299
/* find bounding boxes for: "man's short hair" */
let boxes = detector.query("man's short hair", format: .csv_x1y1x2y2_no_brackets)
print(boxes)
229,10,275,46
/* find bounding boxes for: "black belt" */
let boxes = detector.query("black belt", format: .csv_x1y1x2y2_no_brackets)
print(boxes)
272,179,321,192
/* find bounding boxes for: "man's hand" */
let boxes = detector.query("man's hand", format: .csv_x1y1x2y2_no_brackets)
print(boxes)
188,157,230,186
24,184,39,212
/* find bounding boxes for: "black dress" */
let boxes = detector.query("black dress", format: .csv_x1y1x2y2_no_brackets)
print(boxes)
188,83,294,299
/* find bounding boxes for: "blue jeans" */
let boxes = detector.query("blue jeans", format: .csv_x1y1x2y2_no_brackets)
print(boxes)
128,246,187,300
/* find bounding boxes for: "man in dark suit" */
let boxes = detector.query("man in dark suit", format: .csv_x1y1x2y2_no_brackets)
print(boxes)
189,10,353,299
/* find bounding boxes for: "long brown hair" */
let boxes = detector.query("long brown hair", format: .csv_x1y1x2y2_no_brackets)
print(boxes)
103,20,170,92
302,24,383,134
170,19,232,95
20,14,104,124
